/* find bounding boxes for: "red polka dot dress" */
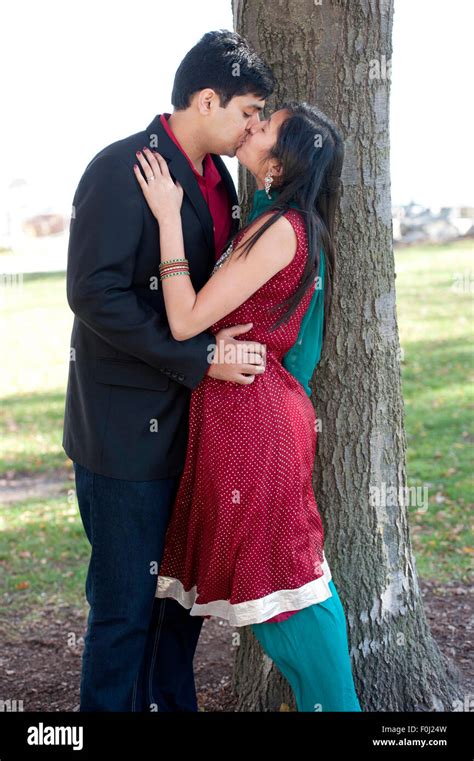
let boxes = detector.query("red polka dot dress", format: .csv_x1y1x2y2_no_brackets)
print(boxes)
155,208,333,626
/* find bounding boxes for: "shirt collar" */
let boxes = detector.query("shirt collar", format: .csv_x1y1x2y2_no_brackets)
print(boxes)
159,113,221,190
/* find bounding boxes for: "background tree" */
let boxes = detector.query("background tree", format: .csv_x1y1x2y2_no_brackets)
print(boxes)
231,0,464,711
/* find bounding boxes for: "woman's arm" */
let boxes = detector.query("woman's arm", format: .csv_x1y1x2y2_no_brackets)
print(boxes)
66,153,215,389
134,149,297,341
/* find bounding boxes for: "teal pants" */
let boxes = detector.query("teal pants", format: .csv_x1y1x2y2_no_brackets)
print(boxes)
250,579,362,712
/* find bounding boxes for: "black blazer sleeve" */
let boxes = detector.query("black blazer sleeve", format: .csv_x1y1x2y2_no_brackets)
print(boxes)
66,154,216,391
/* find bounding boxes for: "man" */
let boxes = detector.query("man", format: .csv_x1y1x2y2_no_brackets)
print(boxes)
63,29,275,712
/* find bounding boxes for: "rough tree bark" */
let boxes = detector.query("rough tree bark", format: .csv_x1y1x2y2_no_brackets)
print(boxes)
231,0,464,712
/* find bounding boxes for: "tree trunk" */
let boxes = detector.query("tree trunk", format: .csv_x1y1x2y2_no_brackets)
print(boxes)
232,0,463,712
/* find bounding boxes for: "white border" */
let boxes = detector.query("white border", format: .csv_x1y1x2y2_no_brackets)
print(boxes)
155,553,333,627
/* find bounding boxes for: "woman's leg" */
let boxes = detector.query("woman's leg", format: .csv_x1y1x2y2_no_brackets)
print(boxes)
250,579,361,712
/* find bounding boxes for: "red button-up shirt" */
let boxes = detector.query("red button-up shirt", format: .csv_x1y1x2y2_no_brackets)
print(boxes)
159,113,232,260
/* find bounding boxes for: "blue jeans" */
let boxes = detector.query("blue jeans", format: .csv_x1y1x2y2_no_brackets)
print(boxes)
251,579,362,712
73,461,204,712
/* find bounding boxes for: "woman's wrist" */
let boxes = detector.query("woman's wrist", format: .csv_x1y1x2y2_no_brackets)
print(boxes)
156,208,181,226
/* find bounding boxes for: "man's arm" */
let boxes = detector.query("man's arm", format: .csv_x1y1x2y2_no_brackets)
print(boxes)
66,154,215,390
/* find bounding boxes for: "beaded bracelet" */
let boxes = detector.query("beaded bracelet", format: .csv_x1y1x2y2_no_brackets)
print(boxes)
159,263,189,274
160,270,190,280
159,256,190,281
159,260,189,276
159,268,189,276
159,257,188,269
160,266,189,276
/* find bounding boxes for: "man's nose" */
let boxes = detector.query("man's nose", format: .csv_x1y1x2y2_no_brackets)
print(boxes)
248,117,264,134
249,110,263,128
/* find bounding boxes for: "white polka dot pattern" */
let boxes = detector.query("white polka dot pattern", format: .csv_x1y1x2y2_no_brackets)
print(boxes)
155,209,333,626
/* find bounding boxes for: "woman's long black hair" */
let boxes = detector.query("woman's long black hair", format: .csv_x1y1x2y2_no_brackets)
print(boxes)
226,101,344,338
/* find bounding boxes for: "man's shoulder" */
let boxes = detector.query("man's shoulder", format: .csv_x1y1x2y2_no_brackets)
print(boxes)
84,128,148,172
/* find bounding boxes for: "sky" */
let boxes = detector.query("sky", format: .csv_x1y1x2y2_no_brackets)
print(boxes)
0,0,472,219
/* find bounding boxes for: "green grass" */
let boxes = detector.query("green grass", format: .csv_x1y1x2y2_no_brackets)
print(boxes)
0,242,472,611
0,272,72,474
1,391,69,475
0,493,90,610
1,271,72,394
395,239,473,582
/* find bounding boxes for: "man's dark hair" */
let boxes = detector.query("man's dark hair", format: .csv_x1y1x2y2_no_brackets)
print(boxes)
171,29,275,110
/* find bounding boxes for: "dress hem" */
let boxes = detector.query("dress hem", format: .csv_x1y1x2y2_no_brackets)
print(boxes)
155,553,333,627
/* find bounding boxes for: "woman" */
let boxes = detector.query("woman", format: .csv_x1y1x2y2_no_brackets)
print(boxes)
133,101,361,712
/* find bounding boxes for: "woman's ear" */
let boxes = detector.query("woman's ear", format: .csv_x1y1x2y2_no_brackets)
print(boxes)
271,161,284,180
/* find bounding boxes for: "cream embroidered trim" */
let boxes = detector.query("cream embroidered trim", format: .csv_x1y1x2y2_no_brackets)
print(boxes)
155,553,333,627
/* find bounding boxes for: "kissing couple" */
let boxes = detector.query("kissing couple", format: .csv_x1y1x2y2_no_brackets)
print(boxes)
63,29,361,713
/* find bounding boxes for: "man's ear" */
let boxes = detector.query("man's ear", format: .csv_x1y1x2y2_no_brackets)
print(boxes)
197,89,216,115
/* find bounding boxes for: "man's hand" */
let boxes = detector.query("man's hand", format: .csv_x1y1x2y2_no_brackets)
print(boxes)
206,324,266,384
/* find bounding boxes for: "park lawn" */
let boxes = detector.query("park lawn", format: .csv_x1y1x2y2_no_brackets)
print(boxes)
0,272,72,475
0,241,472,611
1,391,69,476
394,239,473,582
0,492,91,613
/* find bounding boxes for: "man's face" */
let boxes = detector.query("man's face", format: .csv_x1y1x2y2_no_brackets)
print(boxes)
235,108,290,177
206,93,266,157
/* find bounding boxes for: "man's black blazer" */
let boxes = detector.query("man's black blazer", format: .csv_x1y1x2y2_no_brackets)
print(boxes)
62,113,240,480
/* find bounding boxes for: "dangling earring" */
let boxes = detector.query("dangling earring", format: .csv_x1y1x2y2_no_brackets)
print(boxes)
264,171,273,198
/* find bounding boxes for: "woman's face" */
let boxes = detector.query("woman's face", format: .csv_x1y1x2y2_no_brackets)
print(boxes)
235,108,290,181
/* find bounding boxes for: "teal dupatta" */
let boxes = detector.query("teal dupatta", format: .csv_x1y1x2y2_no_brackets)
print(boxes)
246,188,325,397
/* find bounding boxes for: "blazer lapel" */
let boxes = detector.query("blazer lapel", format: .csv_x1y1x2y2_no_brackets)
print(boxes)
209,154,240,239
145,114,239,253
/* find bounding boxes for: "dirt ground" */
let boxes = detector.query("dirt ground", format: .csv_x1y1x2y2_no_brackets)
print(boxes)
0,577,471,712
